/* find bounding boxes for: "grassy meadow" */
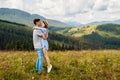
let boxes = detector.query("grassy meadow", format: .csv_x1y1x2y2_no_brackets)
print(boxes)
0,50,120,80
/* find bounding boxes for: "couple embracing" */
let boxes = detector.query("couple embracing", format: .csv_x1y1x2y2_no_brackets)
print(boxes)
33,19,52,74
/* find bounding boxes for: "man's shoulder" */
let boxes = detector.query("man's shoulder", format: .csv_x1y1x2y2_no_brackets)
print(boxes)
33,29,42,34
40,27,46,30
34,26,44,30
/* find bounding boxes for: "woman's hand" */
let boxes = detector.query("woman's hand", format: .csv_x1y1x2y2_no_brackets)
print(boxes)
42,34,48,39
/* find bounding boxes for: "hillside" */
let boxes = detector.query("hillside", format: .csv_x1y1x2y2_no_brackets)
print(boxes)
0,19,120,50
0,8,68,27
0,20,33,50
1,19,98,50
0,50,120,80
56,24,120,49
58,24,120,38
0,20,68,50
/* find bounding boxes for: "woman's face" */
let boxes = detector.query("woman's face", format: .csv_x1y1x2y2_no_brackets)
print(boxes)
41,22,45,28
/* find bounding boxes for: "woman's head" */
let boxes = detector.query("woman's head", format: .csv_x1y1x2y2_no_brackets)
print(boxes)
42,20,48,28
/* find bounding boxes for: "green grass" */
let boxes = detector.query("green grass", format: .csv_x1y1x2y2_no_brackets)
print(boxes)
0,50,120,80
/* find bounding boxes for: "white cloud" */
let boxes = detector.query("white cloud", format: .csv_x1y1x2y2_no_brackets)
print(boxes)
0,0,120,24
93,0,109,11
0,0,24,9
108,0,120,12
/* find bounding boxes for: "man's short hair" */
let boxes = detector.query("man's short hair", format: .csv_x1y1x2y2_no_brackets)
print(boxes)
33,18,40,25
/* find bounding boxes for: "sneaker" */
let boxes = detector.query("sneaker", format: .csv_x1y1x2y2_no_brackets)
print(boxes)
38,71,42,74
47,64,52,73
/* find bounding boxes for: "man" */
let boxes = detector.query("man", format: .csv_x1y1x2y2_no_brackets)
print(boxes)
33,18,47,74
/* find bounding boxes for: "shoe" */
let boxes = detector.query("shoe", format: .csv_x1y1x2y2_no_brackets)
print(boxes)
47,64,52,73
38,71,42,74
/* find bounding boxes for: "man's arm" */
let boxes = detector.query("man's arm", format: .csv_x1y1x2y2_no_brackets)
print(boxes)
36,30,47,39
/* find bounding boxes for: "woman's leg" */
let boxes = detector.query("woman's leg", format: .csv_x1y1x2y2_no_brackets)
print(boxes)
43,48,51,67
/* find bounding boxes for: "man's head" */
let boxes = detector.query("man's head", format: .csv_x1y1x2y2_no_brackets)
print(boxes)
33,18,40,26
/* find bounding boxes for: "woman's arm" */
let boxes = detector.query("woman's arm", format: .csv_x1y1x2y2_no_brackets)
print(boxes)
46,29,48,39
46,32,48,39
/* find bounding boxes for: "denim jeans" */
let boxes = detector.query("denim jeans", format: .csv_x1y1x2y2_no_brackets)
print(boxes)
35,48,43,74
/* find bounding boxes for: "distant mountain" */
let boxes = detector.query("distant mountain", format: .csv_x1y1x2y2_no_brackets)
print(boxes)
1,8,120,28
65,19,120,27
65,21,83,27
0,8,68,27
113,19,120,24
66,18,120,26
87,19,120,25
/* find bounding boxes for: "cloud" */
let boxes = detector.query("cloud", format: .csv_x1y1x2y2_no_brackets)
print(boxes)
108,0,120,12
0,0,24,9
93,0,109,11
0,0,120,24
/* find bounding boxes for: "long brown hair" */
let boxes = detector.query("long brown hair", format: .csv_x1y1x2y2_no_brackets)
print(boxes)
42,21,48,28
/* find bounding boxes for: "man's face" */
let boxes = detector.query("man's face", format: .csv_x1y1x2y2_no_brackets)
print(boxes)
36,21,41,26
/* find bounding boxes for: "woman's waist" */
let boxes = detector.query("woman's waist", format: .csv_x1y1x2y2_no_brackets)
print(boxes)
42,39,48,42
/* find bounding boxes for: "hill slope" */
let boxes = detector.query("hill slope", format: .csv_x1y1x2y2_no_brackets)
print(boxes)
61,24,120,38
0,8,68,27
0,19,96,50
57,24,120,49
0,19,120,50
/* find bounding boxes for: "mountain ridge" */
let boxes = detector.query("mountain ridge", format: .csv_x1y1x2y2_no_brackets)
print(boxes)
0,8,68,27
86,19,120,25
0,8,120,27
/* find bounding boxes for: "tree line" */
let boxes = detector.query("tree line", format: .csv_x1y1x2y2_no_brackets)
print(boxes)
0,20,120,51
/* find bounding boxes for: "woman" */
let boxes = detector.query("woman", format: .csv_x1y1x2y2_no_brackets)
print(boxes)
41,21,52,73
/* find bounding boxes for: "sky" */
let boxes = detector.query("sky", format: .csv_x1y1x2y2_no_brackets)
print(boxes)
0,0,120,24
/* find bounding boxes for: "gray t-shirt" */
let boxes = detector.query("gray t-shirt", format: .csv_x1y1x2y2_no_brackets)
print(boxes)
33,26,43,49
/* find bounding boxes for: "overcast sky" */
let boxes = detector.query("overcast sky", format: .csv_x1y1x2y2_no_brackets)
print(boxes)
0,0,120,24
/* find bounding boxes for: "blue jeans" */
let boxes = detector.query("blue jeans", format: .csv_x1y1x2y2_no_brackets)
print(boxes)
35,48,43,74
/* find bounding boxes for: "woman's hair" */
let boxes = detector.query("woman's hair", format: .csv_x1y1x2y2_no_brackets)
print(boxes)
42,20,48,28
